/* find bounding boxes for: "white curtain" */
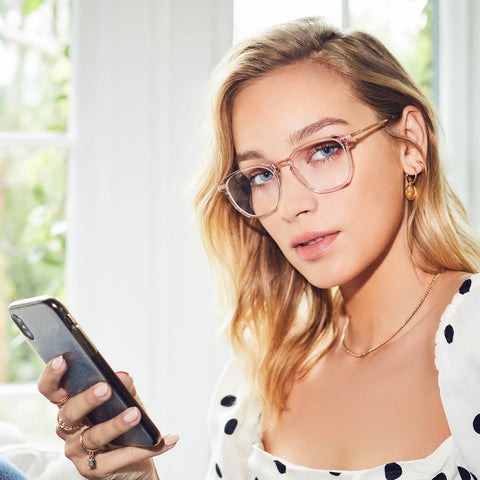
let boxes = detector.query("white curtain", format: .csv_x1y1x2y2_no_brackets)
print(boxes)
439,0,480,233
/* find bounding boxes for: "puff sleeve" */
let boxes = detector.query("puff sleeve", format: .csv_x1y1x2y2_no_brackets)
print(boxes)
206,355,262,479
435,273,480,477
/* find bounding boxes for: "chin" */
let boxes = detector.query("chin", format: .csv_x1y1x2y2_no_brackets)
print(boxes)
305,276,344,290
292,261,347,290
292,251,376,290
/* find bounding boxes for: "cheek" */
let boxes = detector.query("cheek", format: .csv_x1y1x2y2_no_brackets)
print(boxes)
329,149,407,273
350,147,405,227
259,218,284,250
350,175,404,228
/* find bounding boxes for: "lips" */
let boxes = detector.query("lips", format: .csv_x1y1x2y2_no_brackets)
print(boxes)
291,231,339,261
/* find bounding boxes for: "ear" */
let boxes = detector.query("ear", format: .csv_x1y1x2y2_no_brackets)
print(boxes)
397,106,428,176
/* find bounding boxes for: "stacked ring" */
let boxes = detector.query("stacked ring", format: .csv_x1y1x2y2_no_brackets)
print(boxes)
57,411,83,432
55,393,71,407
80,427,101,469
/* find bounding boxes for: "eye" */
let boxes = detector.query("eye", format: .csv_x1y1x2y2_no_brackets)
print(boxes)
248,168,275,187
310,141,342,162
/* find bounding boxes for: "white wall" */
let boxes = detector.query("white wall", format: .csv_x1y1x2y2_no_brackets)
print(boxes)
67,0,231,477
439,0,480,232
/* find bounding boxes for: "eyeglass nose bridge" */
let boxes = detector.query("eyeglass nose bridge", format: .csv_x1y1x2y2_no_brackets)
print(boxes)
271,158,302,181
271,157,315,191
275,158,294,170
269,159,307,196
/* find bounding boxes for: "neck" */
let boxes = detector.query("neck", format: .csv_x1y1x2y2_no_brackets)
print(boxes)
339,250,436,354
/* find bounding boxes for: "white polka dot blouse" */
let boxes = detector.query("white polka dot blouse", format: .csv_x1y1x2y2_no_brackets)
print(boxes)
207,274,480,480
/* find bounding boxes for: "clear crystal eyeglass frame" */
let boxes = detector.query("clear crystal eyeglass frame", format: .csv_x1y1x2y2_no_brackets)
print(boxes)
218,118,391,218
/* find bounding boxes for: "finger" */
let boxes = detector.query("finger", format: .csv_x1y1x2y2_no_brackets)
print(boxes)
72,436,178,478
100,439,178,469
115,371,137,397
74,406,143,450
60,382,112,427
115,372,146,409
37,356,70,404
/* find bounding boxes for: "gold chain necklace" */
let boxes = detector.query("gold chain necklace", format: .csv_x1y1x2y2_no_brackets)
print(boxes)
341,273,440,358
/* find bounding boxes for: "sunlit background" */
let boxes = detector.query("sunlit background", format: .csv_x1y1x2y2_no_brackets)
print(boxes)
0,0,478,478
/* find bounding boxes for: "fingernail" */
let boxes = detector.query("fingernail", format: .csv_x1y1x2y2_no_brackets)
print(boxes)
94,382,109,398
116,371,130,377
51,356,63,370
164,434,179,446
123,407,140,423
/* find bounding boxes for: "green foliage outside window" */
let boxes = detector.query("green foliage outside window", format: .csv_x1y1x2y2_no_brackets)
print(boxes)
0,148,67,382
349,0,435,101
0,0,70,383
0,0,70,132
402,1,435,100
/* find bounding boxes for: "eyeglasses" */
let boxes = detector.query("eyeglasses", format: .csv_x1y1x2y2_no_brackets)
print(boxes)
218,118,390,218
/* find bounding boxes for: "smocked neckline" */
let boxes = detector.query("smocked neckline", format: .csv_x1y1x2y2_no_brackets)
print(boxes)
247,275,480,477
250,435,454,476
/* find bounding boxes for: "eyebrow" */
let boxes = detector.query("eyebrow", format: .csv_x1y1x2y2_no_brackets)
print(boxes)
289,117,349,145
235,150,265,164
235,117,350,165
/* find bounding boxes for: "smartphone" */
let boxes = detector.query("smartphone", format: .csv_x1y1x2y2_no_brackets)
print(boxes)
8,295,161,447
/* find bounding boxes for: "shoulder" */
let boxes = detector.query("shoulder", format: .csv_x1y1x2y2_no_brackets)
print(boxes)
434,273,480,473
435,272,480,356
206,354,262,479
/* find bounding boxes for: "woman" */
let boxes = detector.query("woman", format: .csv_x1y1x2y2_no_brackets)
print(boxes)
38,17,480,480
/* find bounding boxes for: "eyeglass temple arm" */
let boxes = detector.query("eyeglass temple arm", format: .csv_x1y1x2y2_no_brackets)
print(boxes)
340,118,390,143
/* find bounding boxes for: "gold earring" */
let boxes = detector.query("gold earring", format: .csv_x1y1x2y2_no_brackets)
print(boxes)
405,172,417,201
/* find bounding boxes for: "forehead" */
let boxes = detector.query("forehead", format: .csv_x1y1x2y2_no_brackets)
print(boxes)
231,62,368,151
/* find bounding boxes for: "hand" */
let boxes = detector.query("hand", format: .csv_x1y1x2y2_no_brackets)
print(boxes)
38,356,179,480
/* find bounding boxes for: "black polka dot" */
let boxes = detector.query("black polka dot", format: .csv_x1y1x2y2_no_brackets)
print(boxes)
473,414,480,434
384,462,402,479
224,418,238,435
458,466,471,480
215,463,222,478
432,474,447,480
444,324,454,343
329,473,342,476
220,395,236,407
459,279,472,294
274,460,286,474
471,472,478,480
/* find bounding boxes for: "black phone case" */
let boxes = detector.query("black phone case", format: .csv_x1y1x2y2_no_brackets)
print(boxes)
8,296,161,447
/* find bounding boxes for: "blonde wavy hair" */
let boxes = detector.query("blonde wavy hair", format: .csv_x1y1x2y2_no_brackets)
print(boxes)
194,17,480,427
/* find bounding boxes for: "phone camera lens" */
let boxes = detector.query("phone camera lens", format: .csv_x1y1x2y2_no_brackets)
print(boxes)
10,314,34,340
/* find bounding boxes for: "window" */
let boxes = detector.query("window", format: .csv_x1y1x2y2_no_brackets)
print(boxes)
234,0,435,98
0,0,71,444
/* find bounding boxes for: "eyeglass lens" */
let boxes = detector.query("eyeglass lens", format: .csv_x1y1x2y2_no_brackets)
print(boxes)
227,138,351,217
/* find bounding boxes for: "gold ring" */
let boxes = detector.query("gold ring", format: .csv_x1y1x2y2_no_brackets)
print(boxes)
55,393,71,407
80,427,101,469
57,411,83,432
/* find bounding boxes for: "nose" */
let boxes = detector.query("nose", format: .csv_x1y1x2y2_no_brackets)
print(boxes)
276,165,318,221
